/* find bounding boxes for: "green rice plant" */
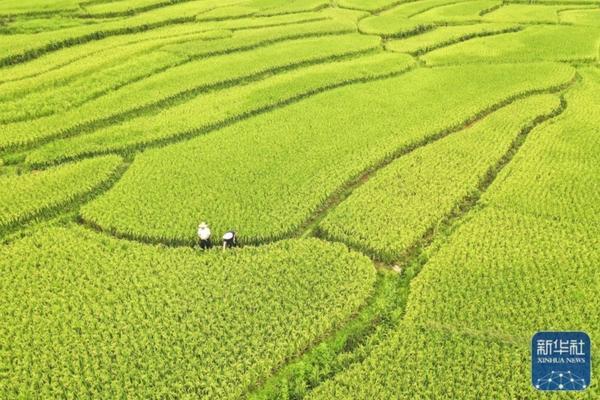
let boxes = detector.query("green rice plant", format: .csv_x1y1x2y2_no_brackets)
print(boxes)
79,62,575,246
306,70,600,400
358,14,434,38
0,17,352,98
482,4,597,24
528,0,600,2
478,68,600,232
385,22,520,54
0,15,103,34
0,33,379,150
403,71,599,335
26,52,417,165
559,8,600,25
255,0,330,16
354,0,496,38
0,155,122,231
0,13,342,85
411,0,500,23
423,25,600,65
404,207,600,341
195,5,260,20
378,0,472,19
0,0,330,66
308,321,542,399
0,50,187,123
0,0,80,16
0,22,212,84
0,20,356,123
0,29,225,102
80,0,185,17
335,0,402,12
0,226,375,399
316,94,562,263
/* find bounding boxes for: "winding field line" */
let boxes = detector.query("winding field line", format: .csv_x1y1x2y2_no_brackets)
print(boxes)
0,16,197,67
243,88,574,400
0,159,131,241
0,28,352,126
0,17,332,85
294,76,575,247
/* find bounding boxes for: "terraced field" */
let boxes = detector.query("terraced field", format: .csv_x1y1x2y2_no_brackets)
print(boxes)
0,0,598,399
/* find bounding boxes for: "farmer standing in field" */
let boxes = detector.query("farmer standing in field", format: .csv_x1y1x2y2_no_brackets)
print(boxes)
222,230,237,251
198,222,212,250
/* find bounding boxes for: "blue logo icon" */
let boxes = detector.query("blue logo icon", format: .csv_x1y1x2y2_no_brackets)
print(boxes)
532,331,591,391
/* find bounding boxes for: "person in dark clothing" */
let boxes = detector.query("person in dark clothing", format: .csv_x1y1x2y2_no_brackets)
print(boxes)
222,230,237,250
197,222,212,250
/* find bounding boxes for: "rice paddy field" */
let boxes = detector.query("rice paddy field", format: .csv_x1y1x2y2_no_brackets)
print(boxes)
0,0,598,398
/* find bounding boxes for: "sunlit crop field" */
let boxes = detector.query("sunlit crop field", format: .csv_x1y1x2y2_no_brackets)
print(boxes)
0,0,598,398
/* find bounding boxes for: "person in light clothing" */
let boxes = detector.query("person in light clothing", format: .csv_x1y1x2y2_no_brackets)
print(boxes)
197,222,212,250
222,230,237,251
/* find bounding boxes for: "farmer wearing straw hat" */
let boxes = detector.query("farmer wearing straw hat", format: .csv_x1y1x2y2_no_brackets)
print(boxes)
197,222,212,250
222,230,237,251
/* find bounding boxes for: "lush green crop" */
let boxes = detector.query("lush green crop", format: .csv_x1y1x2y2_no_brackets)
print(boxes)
306,68,600,400
405,207,599,340
80,62,575,246
0,33,379,150
80,0,186,17
406,69,599,333
385,22,520,54
336,0,400,12
254,0,330,16
355,0,509,37
1,1,598,398
0,17,354,102
411,0,500,23
316,94,561,263
423,25,600,65
483,4,597,24
0,15,103,34
376,0,472,19
26,52,416,165
478,68,600,233
358,15,434,38
0,2,333,66
0,155,122,230
559,8,600,25
0,0,80,16
0,226,375,399
0,12,343,85
309,321,540,399
0,25,365,125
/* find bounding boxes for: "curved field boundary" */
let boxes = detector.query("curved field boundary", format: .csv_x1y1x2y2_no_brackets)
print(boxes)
0,16,332,86
407,0,488,19
0,227,377,399
0,33,377,153
24,53,415,167
386,25,524,56
293,75,575,244
479,2,505,16
77,69,576,248
0,16,196,67
335,0,415,14
0,26,354,125
0,10,331,68
244,86,575,400
78,0,198,19
0,157,129,239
